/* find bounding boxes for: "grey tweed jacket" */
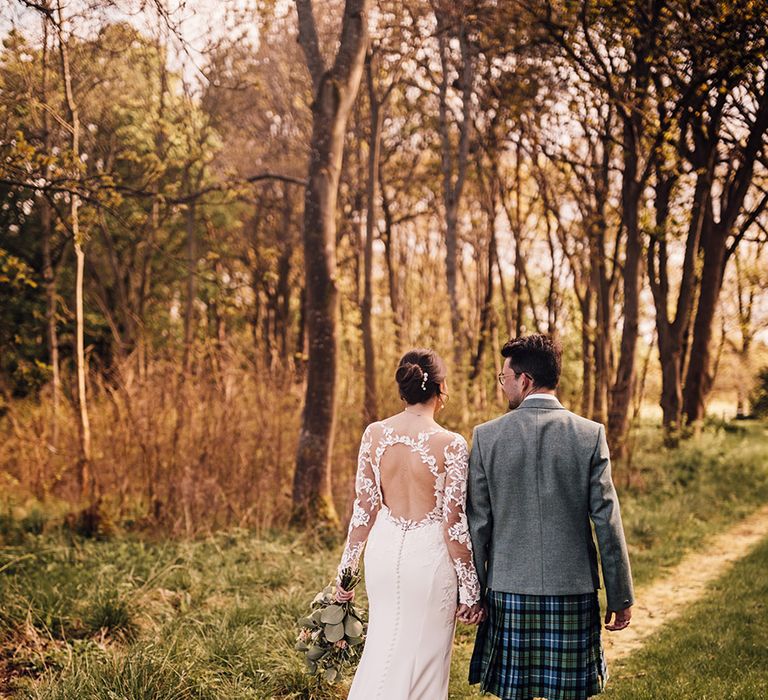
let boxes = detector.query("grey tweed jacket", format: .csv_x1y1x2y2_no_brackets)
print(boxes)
467,396,634,611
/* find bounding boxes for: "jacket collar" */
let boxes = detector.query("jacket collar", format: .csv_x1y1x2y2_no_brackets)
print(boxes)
516,396,565,410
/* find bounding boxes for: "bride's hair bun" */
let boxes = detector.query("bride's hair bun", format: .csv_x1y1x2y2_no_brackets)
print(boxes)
395,349,446,405
395,362,422,386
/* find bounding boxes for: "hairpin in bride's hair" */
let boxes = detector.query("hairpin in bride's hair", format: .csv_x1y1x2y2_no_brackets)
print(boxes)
421,371,429,391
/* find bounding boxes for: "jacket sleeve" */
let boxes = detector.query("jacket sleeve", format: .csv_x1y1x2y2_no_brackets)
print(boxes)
442,434,481,606
588,424,634,610
467,427,492,596
337,423,380,580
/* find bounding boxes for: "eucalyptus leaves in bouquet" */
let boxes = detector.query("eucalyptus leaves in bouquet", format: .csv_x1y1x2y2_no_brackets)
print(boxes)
296,568,366,682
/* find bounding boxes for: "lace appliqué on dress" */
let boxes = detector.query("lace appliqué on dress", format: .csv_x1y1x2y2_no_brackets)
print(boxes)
454,560,481,607
338,424,380,580
337,424,482,607
443,435,481,606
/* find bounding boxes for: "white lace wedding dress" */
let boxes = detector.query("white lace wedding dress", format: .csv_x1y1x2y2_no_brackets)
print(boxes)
338,421,481,700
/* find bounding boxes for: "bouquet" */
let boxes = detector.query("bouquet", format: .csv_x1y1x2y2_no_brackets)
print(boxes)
295,568,366,682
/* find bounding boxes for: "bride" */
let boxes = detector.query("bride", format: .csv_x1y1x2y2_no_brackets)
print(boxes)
335,348,484,699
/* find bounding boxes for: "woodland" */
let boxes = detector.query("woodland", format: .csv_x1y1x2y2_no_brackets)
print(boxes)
1,0,768,535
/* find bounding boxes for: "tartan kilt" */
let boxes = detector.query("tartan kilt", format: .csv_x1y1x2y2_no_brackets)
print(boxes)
469,590,607,700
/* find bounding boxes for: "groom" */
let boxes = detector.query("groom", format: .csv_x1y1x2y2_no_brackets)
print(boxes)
467,334,634,699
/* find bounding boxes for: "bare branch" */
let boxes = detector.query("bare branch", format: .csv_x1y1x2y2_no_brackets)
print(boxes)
0,171,307,206
17,0,53,17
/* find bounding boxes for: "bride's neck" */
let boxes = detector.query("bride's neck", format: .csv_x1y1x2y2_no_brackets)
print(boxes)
402,401,437,419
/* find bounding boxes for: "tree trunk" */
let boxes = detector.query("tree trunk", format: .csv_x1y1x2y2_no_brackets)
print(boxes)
591,238,612,424
295,284,308,381
292,0,370,529
513,143,525,335
436,12,473,411
97,212,134,355
362,55,382,425
733,247,761,416
40,15,60,449
546,223,559,335
41,202,60,447
277,184,293,358
656,328,683,435
56,1,92,498
379,175,404,349
469,209,496,382
183,193,197,373
588,126,616,425
607,168,642,454
579,291,594,418
682,227,727,423
649,162,709,440
496,248,513,339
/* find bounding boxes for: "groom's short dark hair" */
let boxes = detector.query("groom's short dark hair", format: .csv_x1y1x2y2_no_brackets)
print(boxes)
501,334,561,389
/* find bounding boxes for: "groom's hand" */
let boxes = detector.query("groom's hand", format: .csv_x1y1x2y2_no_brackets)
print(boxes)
456,603,485,625
605,605,632,631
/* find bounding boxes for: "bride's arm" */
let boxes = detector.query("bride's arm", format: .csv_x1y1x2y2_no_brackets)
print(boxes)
337,423,380,582
443,435,482,607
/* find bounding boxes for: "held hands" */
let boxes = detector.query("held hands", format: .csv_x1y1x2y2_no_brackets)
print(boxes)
456,602,486,625
604,605,632,631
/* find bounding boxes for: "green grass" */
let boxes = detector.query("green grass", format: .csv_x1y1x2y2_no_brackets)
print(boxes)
617,420,768,587
1,532,349,699
1,422,767,699
602,534,768,700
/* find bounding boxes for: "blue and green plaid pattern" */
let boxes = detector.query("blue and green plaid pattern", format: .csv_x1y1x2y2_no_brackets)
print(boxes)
469,590,606,700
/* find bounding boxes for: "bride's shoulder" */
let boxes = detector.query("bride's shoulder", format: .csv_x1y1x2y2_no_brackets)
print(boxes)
361,420,385,436
368,415,399,434
432,427,469,450
361,418,399,441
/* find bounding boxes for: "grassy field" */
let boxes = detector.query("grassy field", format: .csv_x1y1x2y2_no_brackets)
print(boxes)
601,534,768,700
1,421,767,699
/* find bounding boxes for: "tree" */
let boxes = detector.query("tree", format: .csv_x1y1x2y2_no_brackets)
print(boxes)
39,13,62,446
53,0,93,498
291,0,371,528
435,5,475,405
535,0,671,454
680,8,768,424
644,0,768,432
361,48,399,424
728,242,768,416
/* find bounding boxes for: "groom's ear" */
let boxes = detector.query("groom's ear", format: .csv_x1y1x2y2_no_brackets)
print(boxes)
524,374,535,391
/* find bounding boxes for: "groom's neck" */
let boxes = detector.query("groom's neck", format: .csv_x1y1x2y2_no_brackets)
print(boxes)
525,387,556,397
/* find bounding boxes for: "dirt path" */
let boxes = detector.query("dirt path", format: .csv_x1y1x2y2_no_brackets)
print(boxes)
603,503,768,662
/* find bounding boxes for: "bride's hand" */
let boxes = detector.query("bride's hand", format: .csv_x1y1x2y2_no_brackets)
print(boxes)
336,585,355,603
456,603,484,625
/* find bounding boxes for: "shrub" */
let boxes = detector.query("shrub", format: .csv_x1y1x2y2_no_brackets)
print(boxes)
84,590,138,641
751,366,768,418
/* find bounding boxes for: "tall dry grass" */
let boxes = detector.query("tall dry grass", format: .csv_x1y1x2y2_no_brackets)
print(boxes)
0,343,369,534
3,334,706,536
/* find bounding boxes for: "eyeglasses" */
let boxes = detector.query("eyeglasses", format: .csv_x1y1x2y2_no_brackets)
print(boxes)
497,370,531,386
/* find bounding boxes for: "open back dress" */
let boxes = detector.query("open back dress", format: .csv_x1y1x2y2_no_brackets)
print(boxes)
338,420,481,700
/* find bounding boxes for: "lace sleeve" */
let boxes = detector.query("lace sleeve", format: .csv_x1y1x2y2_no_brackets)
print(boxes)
442,434,481,606
338,423,380,581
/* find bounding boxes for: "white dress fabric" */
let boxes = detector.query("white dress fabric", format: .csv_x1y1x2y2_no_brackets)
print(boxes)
338,421,481,700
